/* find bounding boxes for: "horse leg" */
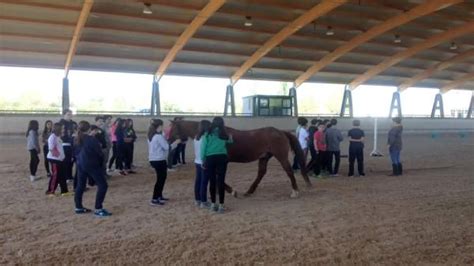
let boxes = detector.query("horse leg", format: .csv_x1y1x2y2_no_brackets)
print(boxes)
244,153,272,196
274,154,300,198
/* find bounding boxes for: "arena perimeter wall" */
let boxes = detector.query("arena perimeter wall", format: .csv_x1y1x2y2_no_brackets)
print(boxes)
0,115,473,135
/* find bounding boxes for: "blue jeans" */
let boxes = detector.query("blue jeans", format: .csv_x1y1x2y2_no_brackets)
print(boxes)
75,167,108,210
389,149,401,164
195,164,208,202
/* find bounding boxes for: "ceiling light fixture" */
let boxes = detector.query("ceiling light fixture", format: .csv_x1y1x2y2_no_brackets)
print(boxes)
244,16,253,27
450,42,457,50
394,34,401,43
326,26,334,36
143,3,152,15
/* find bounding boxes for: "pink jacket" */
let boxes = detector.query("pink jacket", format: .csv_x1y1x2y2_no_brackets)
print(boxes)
110,124,118,142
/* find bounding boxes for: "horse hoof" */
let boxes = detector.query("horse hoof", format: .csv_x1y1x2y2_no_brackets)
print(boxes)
290,190,299,198
232,190,238,198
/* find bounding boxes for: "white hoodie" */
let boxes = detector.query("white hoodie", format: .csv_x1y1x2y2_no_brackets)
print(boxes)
47,134,65,161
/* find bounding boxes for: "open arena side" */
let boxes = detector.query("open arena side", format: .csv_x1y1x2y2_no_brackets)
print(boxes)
1,115,473,264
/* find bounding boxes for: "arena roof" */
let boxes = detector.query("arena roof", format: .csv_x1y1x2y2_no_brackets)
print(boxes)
0,0,474,91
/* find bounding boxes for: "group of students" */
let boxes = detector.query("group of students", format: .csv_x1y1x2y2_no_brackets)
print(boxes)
294,116,404,177
26,109,141,217
147,117,232,213
27,110,403,217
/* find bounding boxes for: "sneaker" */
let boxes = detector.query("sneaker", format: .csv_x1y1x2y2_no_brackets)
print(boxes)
360,173,366,177
61,192,74,197
194,200,201,206
29,175,36,182
75,207,92,214
127,170,137,174
330,174,339,177
200,202,211,209
66,179,73,184
210,203,218,212
348,175,354,177
94,209,112,217
150,199,165,206
119,171,127,176
217,204,225,214
45,191,56,197
159,197,169,201
167,168,176,172
107,168,114,173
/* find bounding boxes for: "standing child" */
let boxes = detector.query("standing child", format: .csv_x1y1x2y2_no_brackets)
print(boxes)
114,118,128,176
108,118,119,173
124,119,137,174
26,120,41,182
298,119,309,163
387,117,403,176
325,118,343,177
292,117,307,171
314,122,327,178
148,119,180,206
201,117,233,213
59,109,77,182
102,115,113,177
41,120,53,178
46,123,70,196
306,119,320,175
348,120,365,177
194,120,212,208
74,121,111,217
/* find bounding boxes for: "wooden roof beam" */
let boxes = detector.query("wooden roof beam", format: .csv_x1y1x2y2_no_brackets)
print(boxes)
399,49,474,91
293,0,462,88
349,20,474,90
440,72,474,93
229,0,347,85
154,0,225,82
0,15,468,68
64,0,94,78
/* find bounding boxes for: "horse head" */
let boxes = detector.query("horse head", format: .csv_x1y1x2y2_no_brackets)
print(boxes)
167,120,198,144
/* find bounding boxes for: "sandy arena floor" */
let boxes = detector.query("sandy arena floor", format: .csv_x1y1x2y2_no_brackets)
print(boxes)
1,133,473,265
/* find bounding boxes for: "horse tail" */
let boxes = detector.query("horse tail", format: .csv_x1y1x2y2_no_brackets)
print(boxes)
283,131,312,187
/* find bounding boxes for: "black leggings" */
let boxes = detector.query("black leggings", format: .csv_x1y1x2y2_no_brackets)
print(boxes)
328,151,341,175
29,149,39,176
205,154,228,204
150,160,167,199
43,144,50,174
108,142,117,169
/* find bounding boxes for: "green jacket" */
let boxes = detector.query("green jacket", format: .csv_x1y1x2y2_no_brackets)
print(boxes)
200,129,233,162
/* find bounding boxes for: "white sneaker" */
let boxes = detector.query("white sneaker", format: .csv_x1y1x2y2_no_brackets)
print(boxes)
167,168,176,172
29,175,37,182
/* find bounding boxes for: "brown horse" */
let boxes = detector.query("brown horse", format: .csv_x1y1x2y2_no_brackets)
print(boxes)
168,120,312,198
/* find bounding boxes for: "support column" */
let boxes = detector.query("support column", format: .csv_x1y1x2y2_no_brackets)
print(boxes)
467,92,474,119
289,87,298,117
389,90,402,118
340,87,353,117
431,93,444,118
150,80,160,116
62,77,70,112
223,84,235,117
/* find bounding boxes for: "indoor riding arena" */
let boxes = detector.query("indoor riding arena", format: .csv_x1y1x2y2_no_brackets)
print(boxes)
1,0,473,265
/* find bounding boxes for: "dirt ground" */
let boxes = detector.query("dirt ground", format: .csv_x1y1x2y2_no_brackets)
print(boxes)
1,133,473,265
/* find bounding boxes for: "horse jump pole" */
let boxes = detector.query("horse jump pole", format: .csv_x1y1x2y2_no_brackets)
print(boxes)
370,117,383,157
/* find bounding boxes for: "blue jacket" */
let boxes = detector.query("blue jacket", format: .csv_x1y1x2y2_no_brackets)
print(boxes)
77,135,104,170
